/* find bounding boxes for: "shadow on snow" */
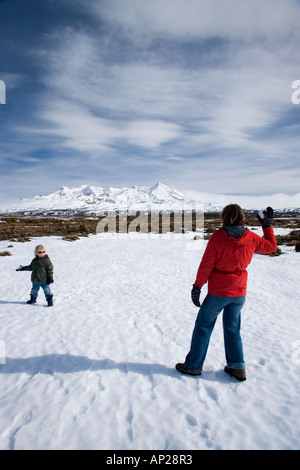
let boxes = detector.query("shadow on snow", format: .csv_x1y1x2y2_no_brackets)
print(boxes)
0,354,230,383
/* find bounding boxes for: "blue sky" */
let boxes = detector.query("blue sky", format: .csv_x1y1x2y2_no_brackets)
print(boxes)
0,0,300,201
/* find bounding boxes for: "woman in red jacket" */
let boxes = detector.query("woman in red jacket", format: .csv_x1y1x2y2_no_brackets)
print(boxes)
176,204,277,381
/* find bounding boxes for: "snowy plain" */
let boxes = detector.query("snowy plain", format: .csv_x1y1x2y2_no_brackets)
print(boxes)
0,227,299,450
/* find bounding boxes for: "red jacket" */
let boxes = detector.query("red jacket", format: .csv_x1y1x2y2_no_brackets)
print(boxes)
194,227,277,297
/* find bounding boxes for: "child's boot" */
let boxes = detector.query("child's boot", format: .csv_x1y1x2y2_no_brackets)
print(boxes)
27,295,37,304
46,294,53,307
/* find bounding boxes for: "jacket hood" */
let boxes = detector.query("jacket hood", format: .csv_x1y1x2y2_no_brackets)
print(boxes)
223,226,253,245
223,225,246,239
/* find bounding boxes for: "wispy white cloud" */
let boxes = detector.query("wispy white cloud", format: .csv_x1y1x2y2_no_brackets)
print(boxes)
16,100,183,151
91,0,300,41
33,27,298,153
1,0,300,198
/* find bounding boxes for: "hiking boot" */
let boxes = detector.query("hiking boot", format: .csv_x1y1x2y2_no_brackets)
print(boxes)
176,363,202,376
26,295,37,304
224,366,246,381
46,295,53,307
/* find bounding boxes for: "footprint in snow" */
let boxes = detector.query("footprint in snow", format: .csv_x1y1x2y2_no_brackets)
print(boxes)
186,414,197,426
0,408,32,450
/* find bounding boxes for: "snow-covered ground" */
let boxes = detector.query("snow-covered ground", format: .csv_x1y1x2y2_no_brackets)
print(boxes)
0,228,299,450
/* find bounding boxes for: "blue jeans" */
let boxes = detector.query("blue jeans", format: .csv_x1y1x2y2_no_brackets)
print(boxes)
185,294,246,372
30,282,52,299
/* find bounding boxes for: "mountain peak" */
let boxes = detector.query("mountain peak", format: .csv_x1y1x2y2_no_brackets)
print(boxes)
6,183,195,215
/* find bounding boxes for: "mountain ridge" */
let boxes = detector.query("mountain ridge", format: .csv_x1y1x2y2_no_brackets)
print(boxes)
0,183,197,216
1,182,299,216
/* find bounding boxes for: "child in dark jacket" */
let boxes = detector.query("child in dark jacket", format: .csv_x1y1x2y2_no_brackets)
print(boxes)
16,244,54,306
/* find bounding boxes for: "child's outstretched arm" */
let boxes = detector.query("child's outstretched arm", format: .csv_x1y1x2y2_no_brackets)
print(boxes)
16,260,33,271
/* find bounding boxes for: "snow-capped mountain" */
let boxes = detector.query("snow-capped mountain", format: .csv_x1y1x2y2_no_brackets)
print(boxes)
1,183,198,215
1,183,299,216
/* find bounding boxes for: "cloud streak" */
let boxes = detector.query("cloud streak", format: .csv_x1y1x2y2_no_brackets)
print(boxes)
0,0,300,199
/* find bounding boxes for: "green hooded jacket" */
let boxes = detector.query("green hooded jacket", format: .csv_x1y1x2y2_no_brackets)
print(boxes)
23,255,54,284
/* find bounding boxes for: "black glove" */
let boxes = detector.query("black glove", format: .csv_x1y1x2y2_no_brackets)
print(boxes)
257,207,274,228
47,277,54,284
191,284,201,307
16,265,25,271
